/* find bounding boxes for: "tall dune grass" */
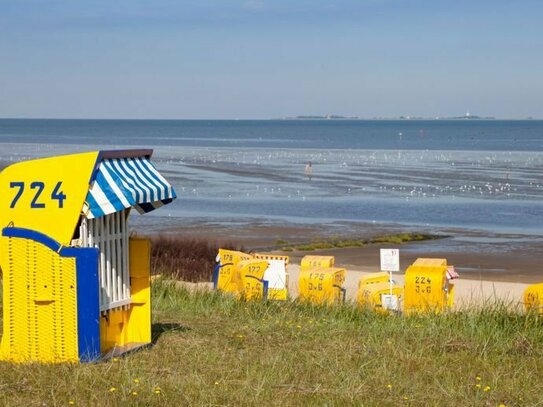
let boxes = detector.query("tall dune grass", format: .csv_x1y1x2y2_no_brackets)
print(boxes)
149,235,244,282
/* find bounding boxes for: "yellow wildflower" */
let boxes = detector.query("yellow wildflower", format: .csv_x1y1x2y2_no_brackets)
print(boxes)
154,387,162,395
109,387,117,393
387,384,393,389
133,378,140,384
132,391,138,396
475,384,481,389
68,401,75,406
483,386,491,392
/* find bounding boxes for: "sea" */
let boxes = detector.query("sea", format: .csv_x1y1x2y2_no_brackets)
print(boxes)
0,119,542,243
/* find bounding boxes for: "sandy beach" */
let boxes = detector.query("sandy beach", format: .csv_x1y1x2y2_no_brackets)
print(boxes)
172,261,531,310
285,264,529,310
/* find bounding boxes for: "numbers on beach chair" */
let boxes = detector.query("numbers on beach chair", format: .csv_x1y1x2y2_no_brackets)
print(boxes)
9,181,67,209
51,182,67,208
414,276,433,294
9,182,24,208
30,182,46,208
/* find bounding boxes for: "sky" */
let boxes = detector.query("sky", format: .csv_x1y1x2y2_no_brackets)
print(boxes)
0,0,542,119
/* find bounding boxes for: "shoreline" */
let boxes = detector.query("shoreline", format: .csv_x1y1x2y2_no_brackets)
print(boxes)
138,218,543,285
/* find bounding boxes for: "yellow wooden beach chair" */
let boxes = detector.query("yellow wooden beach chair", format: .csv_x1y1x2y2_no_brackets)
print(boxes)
404,258,455,314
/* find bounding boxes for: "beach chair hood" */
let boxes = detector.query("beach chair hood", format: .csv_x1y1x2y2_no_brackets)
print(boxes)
83,150,176,219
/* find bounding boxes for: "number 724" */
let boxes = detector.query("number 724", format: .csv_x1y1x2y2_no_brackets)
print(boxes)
9,181,67,209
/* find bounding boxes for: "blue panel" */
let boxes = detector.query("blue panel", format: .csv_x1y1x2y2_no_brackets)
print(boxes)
66,246,101,363
213,264,221,289
2,227,61,252
263,280,269,300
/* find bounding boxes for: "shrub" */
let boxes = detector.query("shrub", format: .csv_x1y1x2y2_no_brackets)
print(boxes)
149,235,244,282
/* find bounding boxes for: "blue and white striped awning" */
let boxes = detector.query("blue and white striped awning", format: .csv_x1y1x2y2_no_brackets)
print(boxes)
84,157,176,219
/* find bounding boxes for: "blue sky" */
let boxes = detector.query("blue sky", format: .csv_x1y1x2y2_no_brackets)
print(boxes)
0,0,542,119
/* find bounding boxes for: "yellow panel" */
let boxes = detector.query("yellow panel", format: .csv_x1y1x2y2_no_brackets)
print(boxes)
0,235,78,363
237,259,269,301
404,258,450,314
100,309,127,351
447,283,455,307
127,238,151,344
100,238,151,354
356,282,404,313
524,283,543,313
412,258,447,267
298,267,345,306
216,249,253,293
267,288,289,301
300,256,335,272
358,272,391,288
0,152,99,247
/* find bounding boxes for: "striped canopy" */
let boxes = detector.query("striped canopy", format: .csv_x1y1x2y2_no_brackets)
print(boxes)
84,156,176,219
446,266,459,280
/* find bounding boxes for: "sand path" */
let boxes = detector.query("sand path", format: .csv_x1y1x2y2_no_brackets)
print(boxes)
286,264,530,309
172,263,532,309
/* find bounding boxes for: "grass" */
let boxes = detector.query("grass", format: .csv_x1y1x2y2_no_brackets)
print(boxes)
280,233,443,252
0,281,542,406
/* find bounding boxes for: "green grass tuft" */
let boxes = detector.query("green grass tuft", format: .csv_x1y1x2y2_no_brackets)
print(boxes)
281,233,443,252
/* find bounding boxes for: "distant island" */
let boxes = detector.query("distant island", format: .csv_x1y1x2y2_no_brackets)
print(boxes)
438,112,496,120
283,115,360,120
399,113,496,120
280,112,496,120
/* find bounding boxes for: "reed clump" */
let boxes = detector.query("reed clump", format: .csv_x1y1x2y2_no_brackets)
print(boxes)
149,235,243,282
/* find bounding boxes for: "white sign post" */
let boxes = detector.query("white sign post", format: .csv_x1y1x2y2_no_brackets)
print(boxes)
380,248,400,310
